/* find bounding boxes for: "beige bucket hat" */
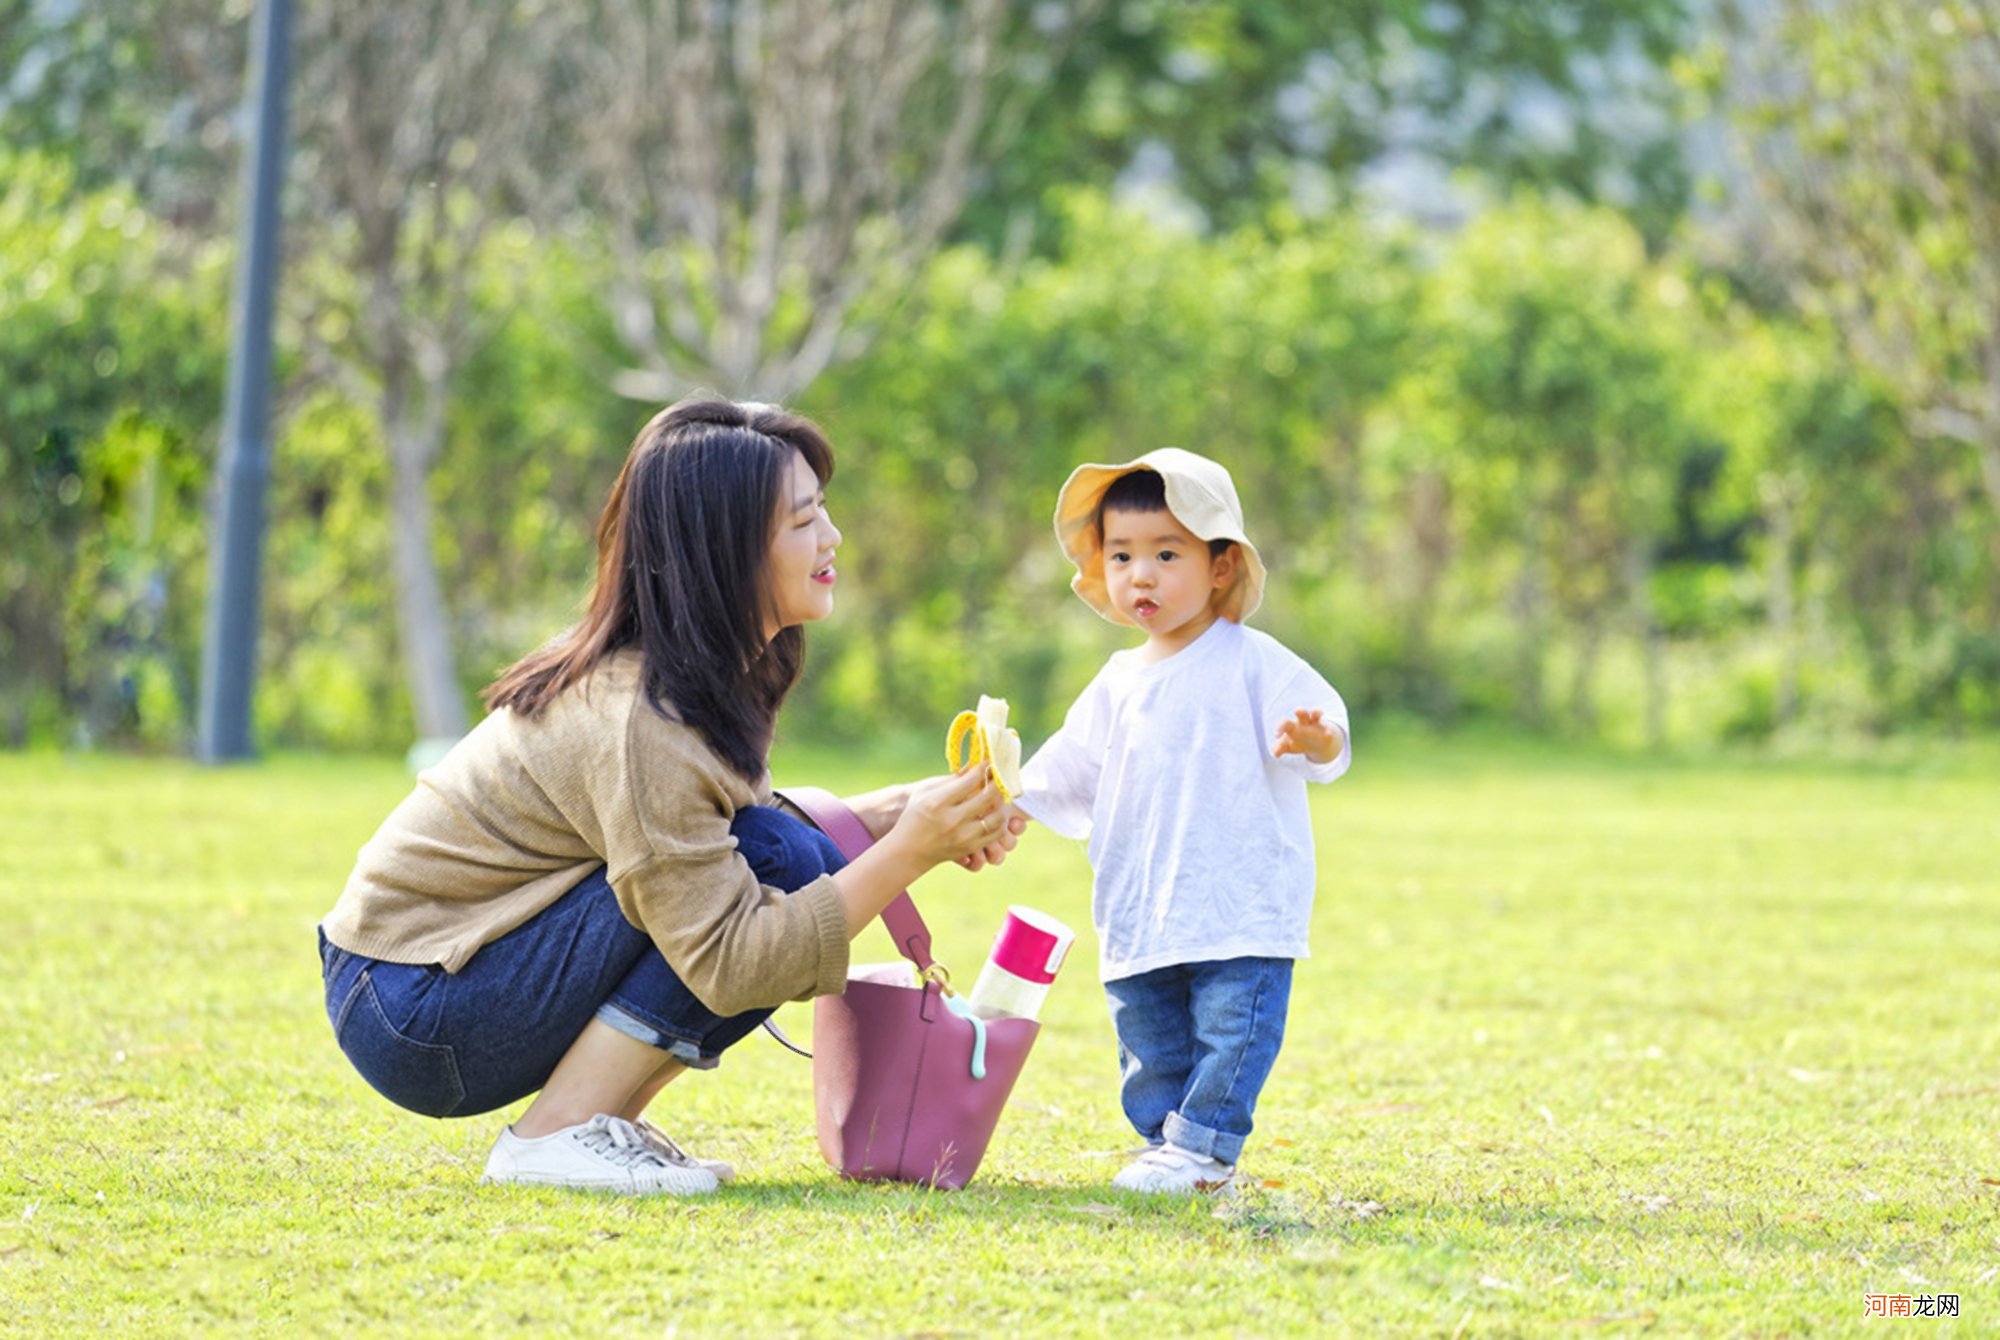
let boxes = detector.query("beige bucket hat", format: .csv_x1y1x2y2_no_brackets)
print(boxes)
1053,447,1266,626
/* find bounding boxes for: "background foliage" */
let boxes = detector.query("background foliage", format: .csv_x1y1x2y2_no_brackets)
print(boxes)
0,0,1993,753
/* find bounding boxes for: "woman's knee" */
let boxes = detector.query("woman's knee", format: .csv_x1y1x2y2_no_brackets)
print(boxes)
730,805,846,887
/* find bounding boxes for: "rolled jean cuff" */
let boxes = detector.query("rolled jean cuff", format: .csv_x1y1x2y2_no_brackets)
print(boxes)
594,1002,720,1071
1164,1110,1243,1166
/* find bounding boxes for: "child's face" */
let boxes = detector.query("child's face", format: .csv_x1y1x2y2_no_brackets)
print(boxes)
1100,506,1236,655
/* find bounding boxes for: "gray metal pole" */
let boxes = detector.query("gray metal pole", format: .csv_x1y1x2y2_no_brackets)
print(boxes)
197,0,292,763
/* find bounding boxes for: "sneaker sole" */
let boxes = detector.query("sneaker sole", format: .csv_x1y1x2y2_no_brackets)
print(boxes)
481,1171,718,1195
1113,1180,1235,1195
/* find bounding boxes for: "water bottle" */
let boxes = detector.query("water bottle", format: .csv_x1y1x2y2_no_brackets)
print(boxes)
965,906,1076,1022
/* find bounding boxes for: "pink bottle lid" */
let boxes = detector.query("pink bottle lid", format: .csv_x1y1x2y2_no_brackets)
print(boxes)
988,906,1075,985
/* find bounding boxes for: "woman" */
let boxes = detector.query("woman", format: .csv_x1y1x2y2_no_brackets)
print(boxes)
317,397,1017,1195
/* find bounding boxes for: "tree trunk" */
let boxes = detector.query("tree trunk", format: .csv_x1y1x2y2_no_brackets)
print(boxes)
1568,616,1603,733
384,381,468,742
1401,470,1452,714
1511,504,1548,728
1979,433,2000,626
1765,489,1799,728
1331,421,1368,573
1626,537,1665,749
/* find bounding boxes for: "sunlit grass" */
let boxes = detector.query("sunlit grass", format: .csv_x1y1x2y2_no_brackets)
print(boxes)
3,734,1996,1336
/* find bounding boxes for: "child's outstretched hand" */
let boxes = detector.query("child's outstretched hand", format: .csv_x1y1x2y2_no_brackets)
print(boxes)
1274,708,1343,765
956,803,1029,872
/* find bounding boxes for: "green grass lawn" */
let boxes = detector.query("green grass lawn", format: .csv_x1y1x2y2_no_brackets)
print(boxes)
2,733,1996,1336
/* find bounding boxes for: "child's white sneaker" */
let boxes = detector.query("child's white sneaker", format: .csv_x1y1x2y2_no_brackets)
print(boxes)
634,1117,735,1183
482,1114,720,1195
1112,1142,1237,1194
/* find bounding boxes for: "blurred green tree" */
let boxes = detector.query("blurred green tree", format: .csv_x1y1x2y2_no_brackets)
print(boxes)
1689,313,1897,733
560,0,1014,401
0,152,226,746
965,0,1693,245
1722,0,2000,574
280,1,579,743
1392,198,1706,740
1,0,578,743
0,0,242,227
795,191,1419,737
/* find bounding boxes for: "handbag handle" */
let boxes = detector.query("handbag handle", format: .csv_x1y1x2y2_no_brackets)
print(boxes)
777,786,936,974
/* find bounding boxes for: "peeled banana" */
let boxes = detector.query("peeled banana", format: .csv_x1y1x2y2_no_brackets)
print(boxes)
947,694,1023,800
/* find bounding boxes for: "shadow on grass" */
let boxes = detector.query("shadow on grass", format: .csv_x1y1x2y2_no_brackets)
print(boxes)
687,1176,1374,1242
695,1178,1863,1260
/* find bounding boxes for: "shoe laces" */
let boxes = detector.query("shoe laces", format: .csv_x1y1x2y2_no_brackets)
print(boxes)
575,1115,669,1170
635,1119,699,1168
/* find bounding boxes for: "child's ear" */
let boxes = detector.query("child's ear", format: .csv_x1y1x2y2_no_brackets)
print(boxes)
1209,542,1239,591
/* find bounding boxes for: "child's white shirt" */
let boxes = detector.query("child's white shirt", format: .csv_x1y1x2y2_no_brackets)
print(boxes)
1017,618,1349,983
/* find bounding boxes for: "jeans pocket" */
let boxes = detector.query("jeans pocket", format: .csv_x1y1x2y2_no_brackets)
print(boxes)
334,970,467,1118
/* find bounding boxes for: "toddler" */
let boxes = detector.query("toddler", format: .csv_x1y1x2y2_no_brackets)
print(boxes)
1015,448,1349,1194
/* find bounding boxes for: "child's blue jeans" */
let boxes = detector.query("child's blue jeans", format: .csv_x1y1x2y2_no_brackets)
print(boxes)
318,805,846,1118
1102,956,1293,1166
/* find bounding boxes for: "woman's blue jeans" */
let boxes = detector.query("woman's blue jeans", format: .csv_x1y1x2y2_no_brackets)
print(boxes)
1103,957,1293,1166
318,805,846,1118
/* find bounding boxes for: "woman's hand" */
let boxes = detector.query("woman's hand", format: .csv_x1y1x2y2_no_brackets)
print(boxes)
888,767,1010,868
843,775,1024,867
828,768,1014,939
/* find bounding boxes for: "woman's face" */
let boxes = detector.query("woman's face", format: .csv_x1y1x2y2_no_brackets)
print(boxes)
765,447,841,639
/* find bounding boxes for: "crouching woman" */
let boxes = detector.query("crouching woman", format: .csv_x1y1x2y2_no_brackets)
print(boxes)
316,398,1015,1195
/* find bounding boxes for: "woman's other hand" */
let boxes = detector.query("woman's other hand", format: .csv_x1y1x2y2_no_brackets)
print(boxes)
840,781,912,842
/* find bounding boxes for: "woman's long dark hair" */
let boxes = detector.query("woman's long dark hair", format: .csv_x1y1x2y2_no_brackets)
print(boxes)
483,397,835,781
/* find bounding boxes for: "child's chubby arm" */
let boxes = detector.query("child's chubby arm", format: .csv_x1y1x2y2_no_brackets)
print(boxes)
1273,707,1345,766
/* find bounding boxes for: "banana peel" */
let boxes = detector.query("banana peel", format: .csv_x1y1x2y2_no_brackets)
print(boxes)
947,694,1023,800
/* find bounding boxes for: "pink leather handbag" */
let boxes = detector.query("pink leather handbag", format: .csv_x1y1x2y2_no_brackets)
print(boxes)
783,787,1040,1189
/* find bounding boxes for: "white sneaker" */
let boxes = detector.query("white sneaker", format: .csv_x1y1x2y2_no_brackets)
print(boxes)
481,1114,720,1195
1112,1142,1237,1194
634,1117,736,1184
